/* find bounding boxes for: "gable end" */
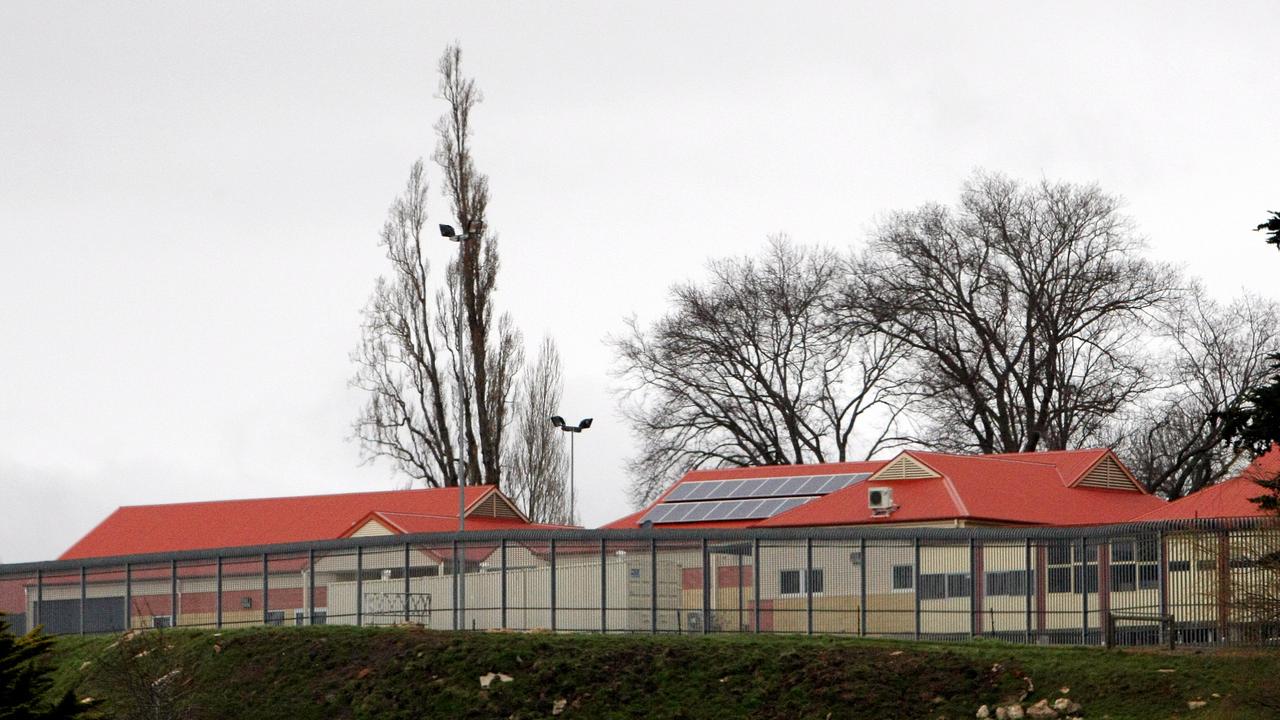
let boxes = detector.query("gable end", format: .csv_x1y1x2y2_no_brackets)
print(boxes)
466,492,526,520
1074,455,1141,491
871,454,940,481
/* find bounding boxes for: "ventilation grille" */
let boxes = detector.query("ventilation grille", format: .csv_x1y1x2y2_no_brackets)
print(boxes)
873,455,939,481
468,493,523,519
1076,456,1137,490
350,519,394,538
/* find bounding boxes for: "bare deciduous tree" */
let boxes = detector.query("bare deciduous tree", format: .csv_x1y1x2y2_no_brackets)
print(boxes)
352,44,523,490
1117,287,1280,497
507,338,572,523
614,237,912,506
845,172,1178,454
351,161,461,486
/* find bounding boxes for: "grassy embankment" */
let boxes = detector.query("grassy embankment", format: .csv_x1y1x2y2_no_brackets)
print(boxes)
42,627,1280,720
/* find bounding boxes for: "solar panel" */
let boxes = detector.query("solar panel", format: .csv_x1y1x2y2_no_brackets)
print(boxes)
658,469,878,513
664,483,696,502
640,495,825,524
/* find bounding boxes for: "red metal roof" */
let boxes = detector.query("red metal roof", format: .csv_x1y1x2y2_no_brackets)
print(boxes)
60,485,509,560
604,450,1166,530
1134,450,1280,521
600,460,887,530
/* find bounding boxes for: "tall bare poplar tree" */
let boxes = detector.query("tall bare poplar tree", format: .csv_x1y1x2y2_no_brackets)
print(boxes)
508,338,572,523
352,44,527,493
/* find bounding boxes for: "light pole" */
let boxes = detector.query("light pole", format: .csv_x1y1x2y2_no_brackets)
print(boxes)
549,416,592,525
440,222,477,532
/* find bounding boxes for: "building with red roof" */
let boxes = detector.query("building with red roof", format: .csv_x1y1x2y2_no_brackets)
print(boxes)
9,485,557,635
1134,449,1280,522
604,448,1166,531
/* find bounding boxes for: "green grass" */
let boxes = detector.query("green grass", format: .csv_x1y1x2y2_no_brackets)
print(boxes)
41,627,1280,719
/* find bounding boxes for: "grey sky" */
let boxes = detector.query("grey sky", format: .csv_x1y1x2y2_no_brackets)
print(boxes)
2,1,1277,562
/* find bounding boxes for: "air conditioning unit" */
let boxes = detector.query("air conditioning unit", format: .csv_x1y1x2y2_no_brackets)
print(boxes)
868,487,895,513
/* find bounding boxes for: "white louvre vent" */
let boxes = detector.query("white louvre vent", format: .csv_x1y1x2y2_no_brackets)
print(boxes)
872,455,939,481
1075,456,1138,491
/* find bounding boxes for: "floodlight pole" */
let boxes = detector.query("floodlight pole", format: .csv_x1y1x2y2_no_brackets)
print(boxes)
441,222,476,533
550,416,592,525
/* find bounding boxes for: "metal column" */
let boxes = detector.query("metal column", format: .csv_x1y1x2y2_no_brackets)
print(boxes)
307,549,315,626
805,538,814,636
599,538,608,634
859,538,867,637
701,538,711,635
500,539,508,630
1080,537,1089,645
968,539,977,639
549,538,557,632
78,566,86,636
752,538,762,634
913,538,922,641
356,546,364,627
650,538,658,635
35,569,42,629
261,554,269,627
1024,539,1032,644
214,558,221,630
172,559,180,628
125,562,133,632
455,538,465,627
403,543,412,623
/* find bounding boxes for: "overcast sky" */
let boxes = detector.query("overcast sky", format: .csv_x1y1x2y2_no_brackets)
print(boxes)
2,1,1278,562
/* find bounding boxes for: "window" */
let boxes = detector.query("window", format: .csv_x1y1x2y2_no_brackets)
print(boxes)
294,609,328,626
892,564,914,591
780,570,801,595
151,616,172,629
919,574,947,600
1169,560,1191,573
779,569,824,595
918,572,971,600
985,570,1034,596
1109,538,1159,592
265,610,285,626
1048,541,1098,594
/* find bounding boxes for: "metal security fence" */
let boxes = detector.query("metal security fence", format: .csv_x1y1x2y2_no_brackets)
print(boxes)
2,519,1278,648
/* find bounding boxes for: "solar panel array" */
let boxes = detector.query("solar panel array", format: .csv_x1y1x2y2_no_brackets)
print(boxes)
641,472,871,525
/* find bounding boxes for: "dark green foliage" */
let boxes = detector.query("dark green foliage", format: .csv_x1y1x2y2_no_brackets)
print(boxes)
43,626,1280,719
0,615,91,720
1221,210,1280,514
1257,210,1280,250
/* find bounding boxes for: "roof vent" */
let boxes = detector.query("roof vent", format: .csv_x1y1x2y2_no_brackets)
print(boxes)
868,486,897,516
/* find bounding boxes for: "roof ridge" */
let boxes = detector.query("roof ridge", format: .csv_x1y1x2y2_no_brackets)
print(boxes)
112,485,489,510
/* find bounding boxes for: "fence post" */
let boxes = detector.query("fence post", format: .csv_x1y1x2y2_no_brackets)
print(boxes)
213,558,221,630
805,537,814,636
35,569,42,630
1080,537,1089,645
307,549,315,627
753,537,762,634
404,542,412,624
356,545,364,627
172,559,180,628
1156,529,1168,646
600,537,608,634
1103,610,1113,649
500,538,508,630
650,537,658,635
968,538,976,639
125,562,133,632
1024,539,1032,644
737,549,745,632
455,538,465,627
859,538,867,637
913,537,922,641
701,538,711,635
261,553,268,627
78,566,86,636
550,538,557,632
458,538,467,629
